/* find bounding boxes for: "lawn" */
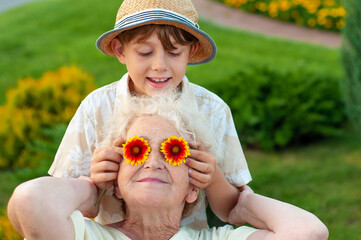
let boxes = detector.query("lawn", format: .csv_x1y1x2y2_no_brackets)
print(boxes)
2,128,361,239
0,0,342,103
0,0,359,239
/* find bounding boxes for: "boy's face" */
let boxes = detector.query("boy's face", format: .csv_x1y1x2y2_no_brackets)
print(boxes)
112,32,196,96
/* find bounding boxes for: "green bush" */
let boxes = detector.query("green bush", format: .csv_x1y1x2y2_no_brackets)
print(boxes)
341,0,361,131
0,66,96,168
205,65,346,149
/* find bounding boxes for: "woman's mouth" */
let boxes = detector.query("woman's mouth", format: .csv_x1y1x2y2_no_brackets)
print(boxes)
138,177,167,184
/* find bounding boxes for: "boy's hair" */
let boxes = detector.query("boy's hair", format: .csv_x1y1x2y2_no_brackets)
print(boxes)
117,24,199,50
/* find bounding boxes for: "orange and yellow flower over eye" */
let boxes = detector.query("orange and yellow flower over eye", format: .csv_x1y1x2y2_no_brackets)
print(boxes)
161,136,190,166
122,135,150,166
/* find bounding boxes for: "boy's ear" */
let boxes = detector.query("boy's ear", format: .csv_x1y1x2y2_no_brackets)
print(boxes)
189,42,199,59
185,185,199,204
111,38,126,64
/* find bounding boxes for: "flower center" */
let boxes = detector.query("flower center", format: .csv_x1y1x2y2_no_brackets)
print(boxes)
171,146,180,154
132,146,141,155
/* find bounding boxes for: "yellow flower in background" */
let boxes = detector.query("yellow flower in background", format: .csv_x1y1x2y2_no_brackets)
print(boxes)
325,19,333,29
255,2,267,11
268,2,279,17
336,19,345,29
307,18,316,27
279,0,291,11
220,0,345,31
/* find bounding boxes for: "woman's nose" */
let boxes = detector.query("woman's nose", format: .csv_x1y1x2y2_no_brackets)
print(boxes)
143,150,165,169
152,52,167,72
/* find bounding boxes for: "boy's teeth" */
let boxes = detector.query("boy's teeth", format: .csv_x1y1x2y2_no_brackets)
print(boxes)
150,78,168,82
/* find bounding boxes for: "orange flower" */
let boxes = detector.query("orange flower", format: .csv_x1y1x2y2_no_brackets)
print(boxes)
122,135,150,165
161,136,190,166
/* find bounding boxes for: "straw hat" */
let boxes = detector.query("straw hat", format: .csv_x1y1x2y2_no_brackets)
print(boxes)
96,0,217,65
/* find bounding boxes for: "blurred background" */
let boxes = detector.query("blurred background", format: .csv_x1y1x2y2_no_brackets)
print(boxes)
0,0,360,239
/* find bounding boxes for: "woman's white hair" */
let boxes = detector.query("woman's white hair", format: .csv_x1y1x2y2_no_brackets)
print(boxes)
100,89,222,162
99,88,224,219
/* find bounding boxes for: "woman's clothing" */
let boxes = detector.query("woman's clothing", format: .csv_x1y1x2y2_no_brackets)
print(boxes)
71,211,257,240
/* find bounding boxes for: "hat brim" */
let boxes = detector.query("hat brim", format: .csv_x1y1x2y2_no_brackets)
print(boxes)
96,10,217,65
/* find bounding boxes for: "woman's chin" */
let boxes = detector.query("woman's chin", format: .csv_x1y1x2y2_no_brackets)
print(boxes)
135,193,168,207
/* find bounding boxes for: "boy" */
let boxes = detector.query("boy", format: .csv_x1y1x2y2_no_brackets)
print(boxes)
49,0,252,229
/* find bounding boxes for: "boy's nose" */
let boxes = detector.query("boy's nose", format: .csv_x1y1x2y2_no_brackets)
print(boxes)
143,150,165,169
152,52,167,72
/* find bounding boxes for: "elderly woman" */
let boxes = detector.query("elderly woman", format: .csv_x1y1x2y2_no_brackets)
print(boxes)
7,93,328,240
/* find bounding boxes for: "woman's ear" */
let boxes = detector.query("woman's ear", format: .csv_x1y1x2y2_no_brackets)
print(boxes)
188,42,199,59
114,183,123,199
111,38,126,64
185,186,199,204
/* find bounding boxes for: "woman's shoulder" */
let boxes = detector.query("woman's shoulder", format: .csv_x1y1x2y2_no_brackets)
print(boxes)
71,211,131,240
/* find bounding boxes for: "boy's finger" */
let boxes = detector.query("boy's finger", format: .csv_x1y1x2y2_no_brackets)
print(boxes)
95,149,123,163
93,147,105,155
188,141,201,150
110,146,124,156
189,140,207,151
189,176,208,189
188,167,211,184
113,137,125,148
188,149,210,163
92,172,118,184
186,158,212,173
94,160,119,173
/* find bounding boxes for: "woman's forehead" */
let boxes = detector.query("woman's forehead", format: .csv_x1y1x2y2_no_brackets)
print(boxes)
127,116,180,139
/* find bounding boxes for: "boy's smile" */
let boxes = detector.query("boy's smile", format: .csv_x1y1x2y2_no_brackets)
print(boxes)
112,32,196,96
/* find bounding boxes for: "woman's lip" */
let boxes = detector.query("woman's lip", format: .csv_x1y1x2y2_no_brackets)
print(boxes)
138,177,167,183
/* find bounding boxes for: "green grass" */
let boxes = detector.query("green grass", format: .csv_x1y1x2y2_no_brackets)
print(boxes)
0,0,357,239
1,128,360,239
0,0,342,104
206,127,361,239
247,129,361,239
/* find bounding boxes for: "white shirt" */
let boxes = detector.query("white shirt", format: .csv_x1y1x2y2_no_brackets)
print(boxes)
71,210,257,240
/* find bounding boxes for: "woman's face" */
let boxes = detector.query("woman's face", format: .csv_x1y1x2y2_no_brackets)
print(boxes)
115,116,197,210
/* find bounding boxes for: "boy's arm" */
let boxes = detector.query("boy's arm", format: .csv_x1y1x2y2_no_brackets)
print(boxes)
7,176,98,240
187,142,239,222
229,186,329,240
204,165,240,222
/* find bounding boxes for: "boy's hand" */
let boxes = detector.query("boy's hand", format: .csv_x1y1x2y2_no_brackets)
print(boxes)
90,138,124,190
78,175,100,218
228,185,254,226
186,141,216,189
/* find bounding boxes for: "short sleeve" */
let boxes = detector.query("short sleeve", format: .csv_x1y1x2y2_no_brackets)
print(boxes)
218,105,252,186
191,83,252,187
71,210,86,240
48,81,117,178
70,210,130,240
48,101,95,178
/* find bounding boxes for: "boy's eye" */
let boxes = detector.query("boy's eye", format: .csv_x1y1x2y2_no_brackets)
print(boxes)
169,51,181,56
139,51,152,56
